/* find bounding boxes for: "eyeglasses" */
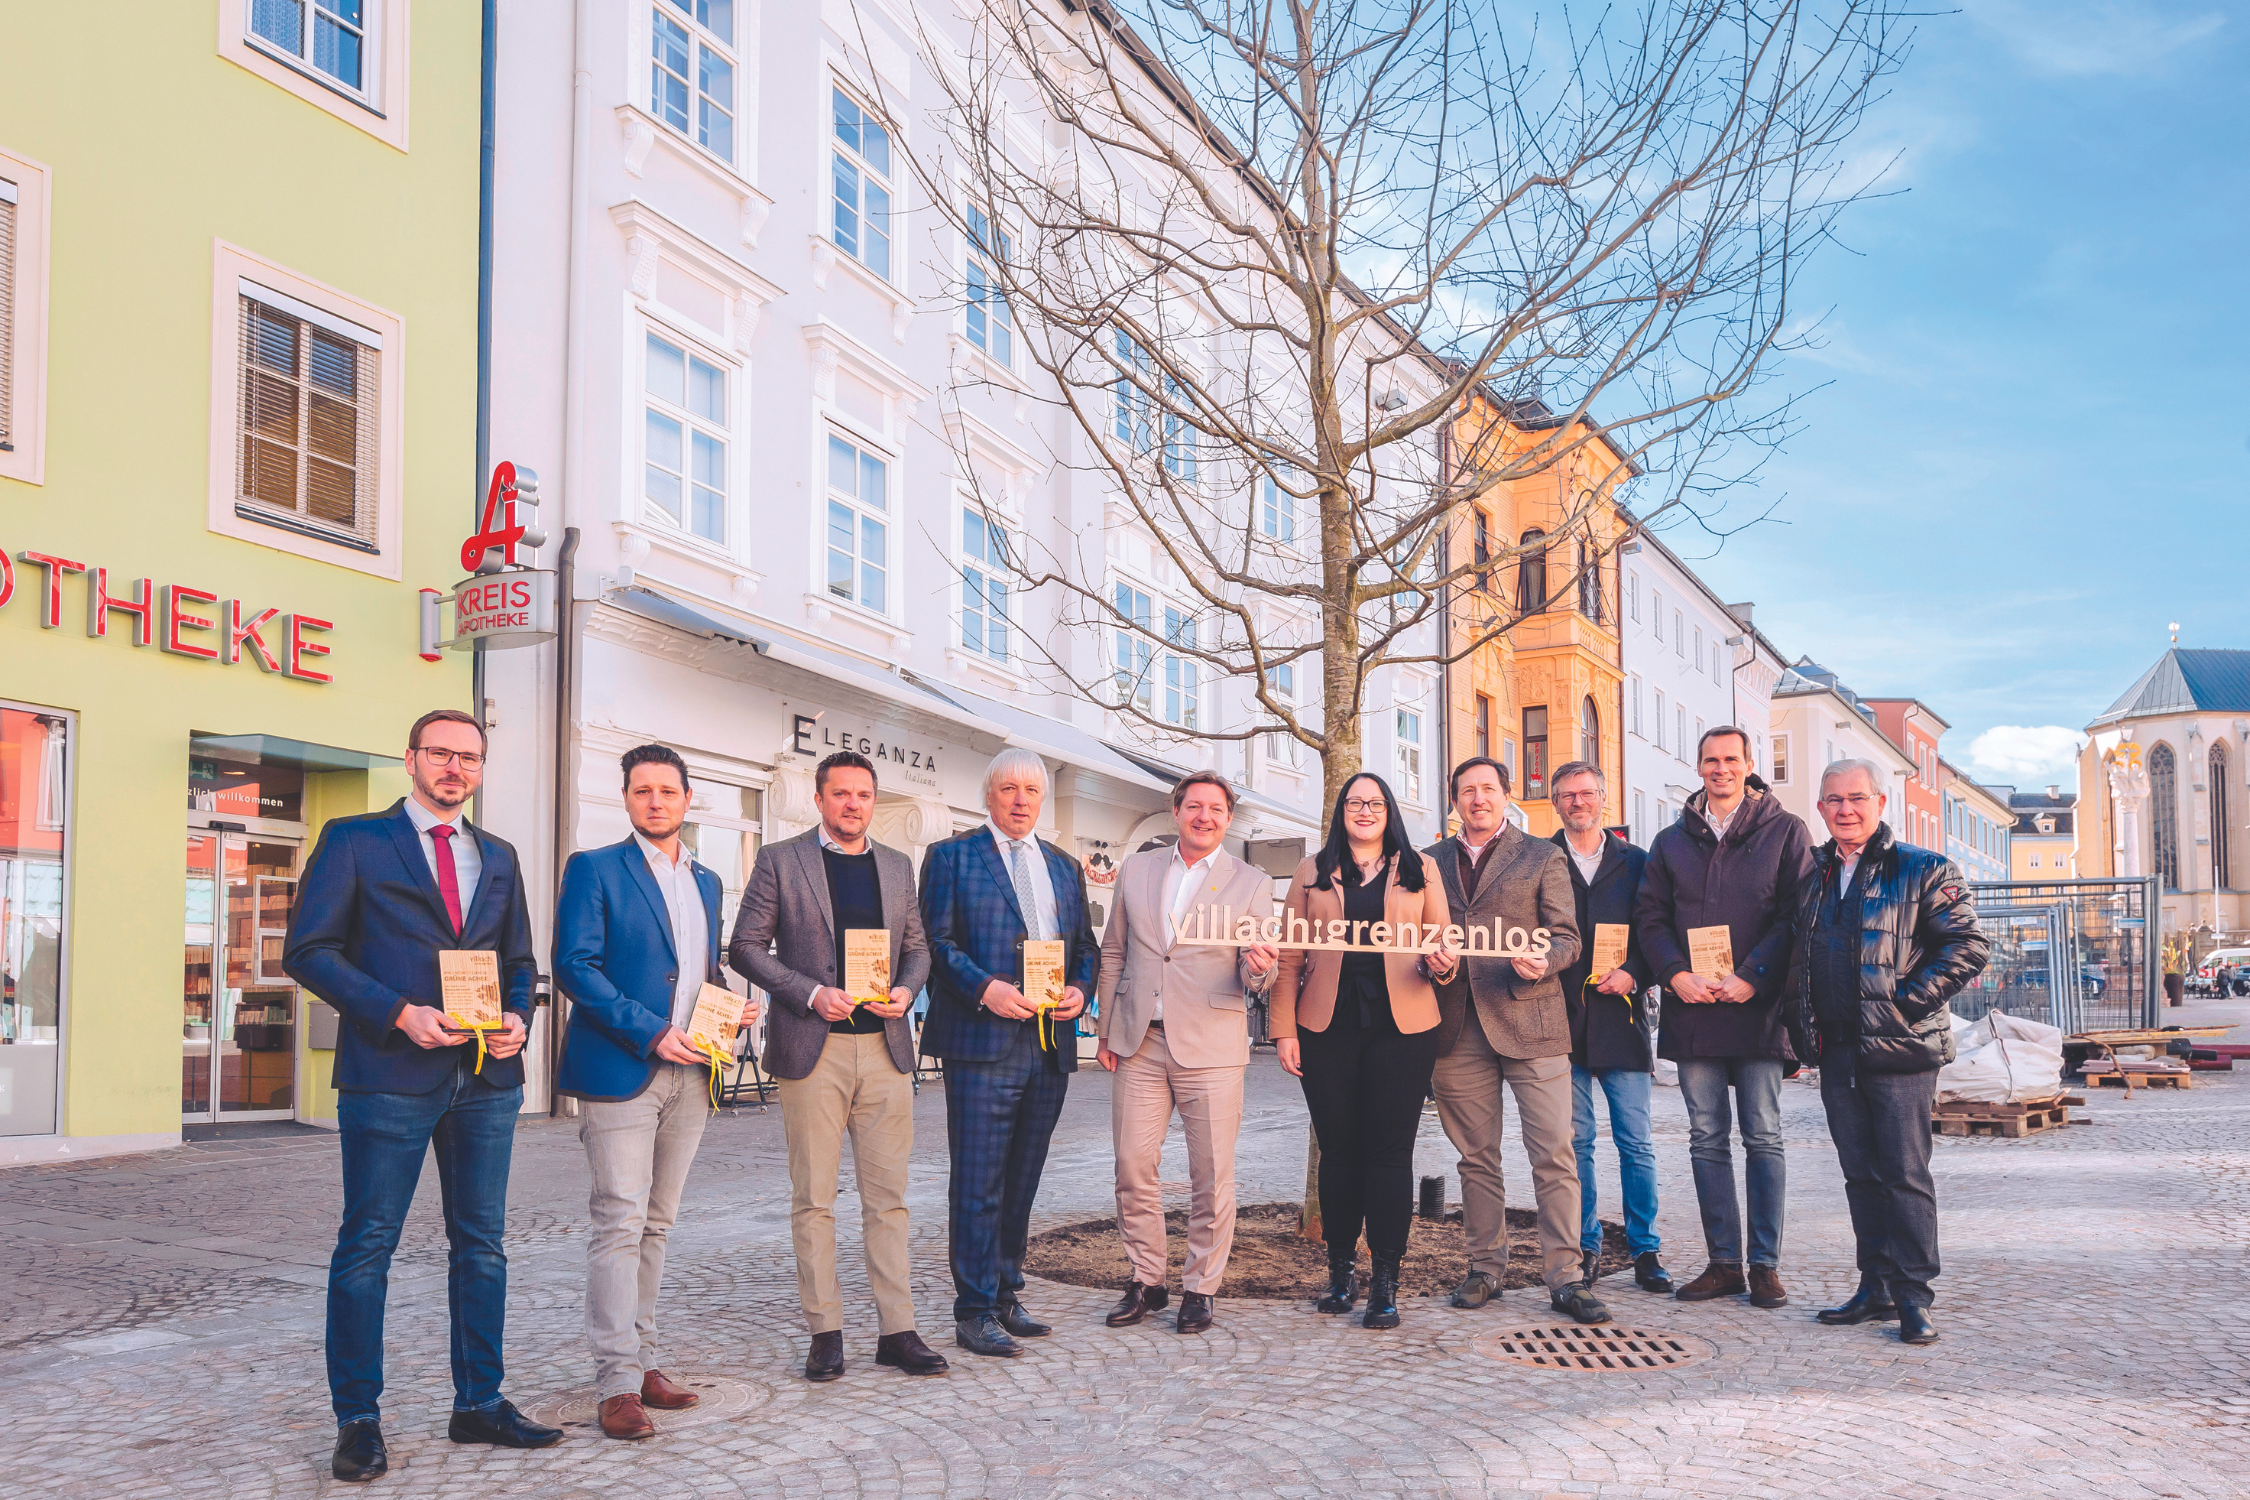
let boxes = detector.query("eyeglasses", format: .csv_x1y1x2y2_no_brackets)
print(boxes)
1819,793,1878,810
415,747,486,771
1342,798,1386,815
1555,789,1603,805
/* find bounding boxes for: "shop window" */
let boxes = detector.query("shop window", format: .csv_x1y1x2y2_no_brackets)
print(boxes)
825,433,890,613
1396,708,1424,804
965,203,1012,365
961,507,1009,661
652,1,737,162
0,148,49,485
682,781,762,948
1522,706,1548,799
831,85,893,279
644,330,729,543
0,705,68,1137
235,283,383,553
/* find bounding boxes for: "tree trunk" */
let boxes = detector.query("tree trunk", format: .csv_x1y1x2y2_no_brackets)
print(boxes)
1298,1120,1323,1242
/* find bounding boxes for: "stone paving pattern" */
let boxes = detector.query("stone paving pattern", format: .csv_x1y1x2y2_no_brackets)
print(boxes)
4,1057,2247,1499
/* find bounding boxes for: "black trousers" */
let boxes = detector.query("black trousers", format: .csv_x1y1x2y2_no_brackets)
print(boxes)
1819,1065,1940,1308
1297,1017,1441,1261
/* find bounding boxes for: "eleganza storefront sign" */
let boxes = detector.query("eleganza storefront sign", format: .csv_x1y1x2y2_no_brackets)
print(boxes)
1,547,334,683
792,712,943,789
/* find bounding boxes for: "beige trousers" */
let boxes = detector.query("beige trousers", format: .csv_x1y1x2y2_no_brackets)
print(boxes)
777,1030,917,1335
1431,1023,1583,1291
1112,1025,1246,1295
581,1061,712,1399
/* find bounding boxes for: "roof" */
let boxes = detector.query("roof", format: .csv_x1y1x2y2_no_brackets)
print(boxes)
1862,697,1953,734
1774,657,1879,729
2014,809,2075,837
2009,790,2077,811
2090,648,2250,727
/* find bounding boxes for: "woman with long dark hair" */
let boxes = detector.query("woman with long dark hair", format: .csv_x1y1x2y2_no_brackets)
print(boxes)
1272,772,1459,1328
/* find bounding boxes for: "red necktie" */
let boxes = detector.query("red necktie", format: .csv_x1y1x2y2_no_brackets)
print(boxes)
429,824,465,934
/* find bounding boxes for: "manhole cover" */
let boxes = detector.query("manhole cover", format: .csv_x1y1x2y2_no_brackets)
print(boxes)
1474,1325,1715,1371
519,1374,768,1434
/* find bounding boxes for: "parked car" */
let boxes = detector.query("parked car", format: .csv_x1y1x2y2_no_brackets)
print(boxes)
2194,949,2250,996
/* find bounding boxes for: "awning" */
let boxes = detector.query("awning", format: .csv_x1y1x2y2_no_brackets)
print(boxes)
608,584,767,648
190,733,403,773
929,679,1174,798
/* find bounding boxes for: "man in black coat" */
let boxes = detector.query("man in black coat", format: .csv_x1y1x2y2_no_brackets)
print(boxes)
1633,727,1814,1311
1786,759,1989,1346
1547,761,1667,1295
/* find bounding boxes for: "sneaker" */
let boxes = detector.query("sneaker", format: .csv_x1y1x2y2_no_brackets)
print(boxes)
1550,1282,1612,1324
1449,1270,1501,1309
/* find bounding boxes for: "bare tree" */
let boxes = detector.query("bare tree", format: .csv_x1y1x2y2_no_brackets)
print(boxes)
878,0,1907,1235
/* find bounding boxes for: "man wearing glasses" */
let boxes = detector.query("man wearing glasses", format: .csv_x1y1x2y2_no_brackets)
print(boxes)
286,709,561,1482
1785,760,1987,1346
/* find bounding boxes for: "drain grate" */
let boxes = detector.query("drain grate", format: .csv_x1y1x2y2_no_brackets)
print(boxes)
1475,1324,1716,1371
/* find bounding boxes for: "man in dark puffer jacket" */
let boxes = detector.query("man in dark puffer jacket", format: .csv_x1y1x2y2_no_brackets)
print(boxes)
1786,759,1989,1347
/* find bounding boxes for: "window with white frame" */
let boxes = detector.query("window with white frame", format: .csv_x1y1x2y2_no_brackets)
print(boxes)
1396,708,1424,803
1629,571,1640,621
830,86,892,279
1653,690,1665,751
1693,626,1703,670
235,285,382,551
1265,664,1304,767
1113,584,1154,713
1652,591,1662,639
1712,645,1723,684
644,331,728,543
961,507,1009,661
1112,584,1199,729
1162,606,1199,727
1630,674,1642,735
965,204,1012,365
651,2,737,162
1114,331,1153,450
1675,609,1684,655
248,0,372,97
825,433,889,612
1260,472,1297,545
1676,705,1686,760
1163,379,1197,482
1633,789,1646,840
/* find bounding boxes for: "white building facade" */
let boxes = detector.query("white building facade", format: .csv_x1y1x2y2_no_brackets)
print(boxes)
475,0,1444,1104
1766,660,1913,839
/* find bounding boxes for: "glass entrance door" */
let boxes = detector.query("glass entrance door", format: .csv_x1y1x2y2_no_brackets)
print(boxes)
183,829,301,1121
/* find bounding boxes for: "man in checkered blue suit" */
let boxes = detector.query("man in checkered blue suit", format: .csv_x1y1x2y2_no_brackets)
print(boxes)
919,749,1099,1357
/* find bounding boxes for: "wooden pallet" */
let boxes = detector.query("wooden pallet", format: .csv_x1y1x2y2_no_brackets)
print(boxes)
1930,1096,2075,1138
2081,1070,2189,1090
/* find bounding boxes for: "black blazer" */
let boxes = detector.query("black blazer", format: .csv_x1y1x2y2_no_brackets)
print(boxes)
1550,830,1654,1072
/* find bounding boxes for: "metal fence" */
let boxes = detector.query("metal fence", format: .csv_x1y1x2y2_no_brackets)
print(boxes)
1961,877,2159,1033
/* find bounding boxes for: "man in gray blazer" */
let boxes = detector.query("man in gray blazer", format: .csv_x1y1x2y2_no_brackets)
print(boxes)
729,751,945,1382
1425,757,1606,1324
1094,771,1278,1334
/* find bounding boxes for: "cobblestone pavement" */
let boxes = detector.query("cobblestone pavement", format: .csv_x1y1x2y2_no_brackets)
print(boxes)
5,1057,2248,1500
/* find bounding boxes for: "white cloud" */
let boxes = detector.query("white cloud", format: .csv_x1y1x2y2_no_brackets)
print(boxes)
1965,725,2086,786
1964,1,2226,79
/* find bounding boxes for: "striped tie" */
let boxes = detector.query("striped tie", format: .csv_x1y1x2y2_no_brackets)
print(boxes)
1008,839,1046,941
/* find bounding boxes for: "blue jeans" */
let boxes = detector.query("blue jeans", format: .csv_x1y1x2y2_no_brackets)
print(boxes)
1571,1065,1659,1257
1674,1056,1785,1266
329,1056,522,1426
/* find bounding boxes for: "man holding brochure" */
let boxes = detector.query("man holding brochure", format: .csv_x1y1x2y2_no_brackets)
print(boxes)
1094,770,1278,1334
284,708,556,1482
555,744,759,1439
730,749,944,1382
1633,727,1812,1310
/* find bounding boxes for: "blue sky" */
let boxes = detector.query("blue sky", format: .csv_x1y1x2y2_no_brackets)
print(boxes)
1644,0,2247,793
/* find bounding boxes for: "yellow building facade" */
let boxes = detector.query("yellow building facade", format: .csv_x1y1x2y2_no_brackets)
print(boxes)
0,5,481,1162
1446,393,1631,838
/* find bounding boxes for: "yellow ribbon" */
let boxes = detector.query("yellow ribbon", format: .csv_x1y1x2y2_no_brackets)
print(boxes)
445,1016,504,1075
1034,998,1060,1052
691,1034,733,1112
1582,974,1634,1027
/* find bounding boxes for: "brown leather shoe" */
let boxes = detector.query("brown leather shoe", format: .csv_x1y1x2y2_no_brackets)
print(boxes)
640,1368,699,1410
1674,1260,1748,1301
875,1329,950,1374
1105,1280,1169,1327
1175,1291,1214,1334
1748,1264,1789,1308
598,1393,655,1441
805,1329,845,1382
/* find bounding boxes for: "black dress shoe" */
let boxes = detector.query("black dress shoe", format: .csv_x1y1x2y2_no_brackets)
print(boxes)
1817,1287,1899,1325
875,1330,949,1374
1175,1292,1214,1334
955,1314,1022,1357
1897,1305,1938,1345
1105,1280,1169,1327
997,1299,1051,1338
1633,1252,1674,1294
448,1399,563,1448
805,1329,845,1382
332,1420,387,1482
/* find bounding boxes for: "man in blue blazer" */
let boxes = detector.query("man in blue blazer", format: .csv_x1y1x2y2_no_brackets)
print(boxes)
919,748,1098,1357
553,744,757,1440
283,709,561,1483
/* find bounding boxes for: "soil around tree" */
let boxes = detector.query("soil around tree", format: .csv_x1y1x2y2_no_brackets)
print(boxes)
1025,1201,1635,1301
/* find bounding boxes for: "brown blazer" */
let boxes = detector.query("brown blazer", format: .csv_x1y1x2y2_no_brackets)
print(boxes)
1095,846,1276,1069
1271,852,1452,1038
1425,826,1582,1060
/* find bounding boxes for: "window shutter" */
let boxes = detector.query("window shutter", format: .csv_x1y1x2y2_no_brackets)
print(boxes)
0,179,15,452
234,285,381,550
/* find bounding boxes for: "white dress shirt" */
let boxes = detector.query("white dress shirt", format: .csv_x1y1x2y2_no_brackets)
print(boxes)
1565,834,1605,885
403,795,483,911
985,821,1059,942
634,831,707,1031
1703,796,1744,843
1157,844,1224,1021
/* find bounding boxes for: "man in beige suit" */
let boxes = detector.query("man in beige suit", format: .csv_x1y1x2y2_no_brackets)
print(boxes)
1425,757,1609,1325
1095,771,1278,1334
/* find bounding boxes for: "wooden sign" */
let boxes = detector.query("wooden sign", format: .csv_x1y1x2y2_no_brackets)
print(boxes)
1172,906,1552,958
1022,939,1067,1008
1590,923,1630,978
439,950,503,1029
1686,925,1736,981
844,928,891,1002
